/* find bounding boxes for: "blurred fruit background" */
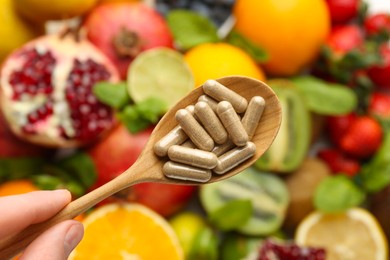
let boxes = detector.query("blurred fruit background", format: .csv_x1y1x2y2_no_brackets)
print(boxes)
1,0,390,259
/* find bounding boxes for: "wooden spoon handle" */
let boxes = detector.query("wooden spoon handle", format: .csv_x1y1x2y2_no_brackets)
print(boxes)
0,165,145,259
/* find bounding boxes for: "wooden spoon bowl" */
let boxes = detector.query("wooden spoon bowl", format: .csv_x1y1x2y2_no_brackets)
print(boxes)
0,76,282,259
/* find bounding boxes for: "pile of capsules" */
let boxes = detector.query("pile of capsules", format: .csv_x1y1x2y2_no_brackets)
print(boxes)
154,79,265,182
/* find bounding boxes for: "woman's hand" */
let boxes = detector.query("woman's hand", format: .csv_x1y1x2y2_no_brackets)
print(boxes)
0,190,84,259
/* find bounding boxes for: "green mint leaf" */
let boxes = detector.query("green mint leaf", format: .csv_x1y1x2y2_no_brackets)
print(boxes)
167,10,219,50
119,97,166,133
93,81,130,109
360,131,390,192
226,31,269,63
314,175,366,213
63,180,86,198
58,152,97,189
292,76,357,115
33,175,63,190
119,106,153,133
135,97,167,123
0,157,45,182
188,226,219,260
209,199,252,231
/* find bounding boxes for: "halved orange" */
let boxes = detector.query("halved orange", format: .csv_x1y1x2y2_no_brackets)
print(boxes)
69,203,184,260
295,207,388,260
0,179,38,196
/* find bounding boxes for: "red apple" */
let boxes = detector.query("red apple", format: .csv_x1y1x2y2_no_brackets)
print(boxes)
87,123,196,216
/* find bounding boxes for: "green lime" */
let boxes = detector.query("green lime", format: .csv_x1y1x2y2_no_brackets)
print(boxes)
169,211,206,256
127,47,195,111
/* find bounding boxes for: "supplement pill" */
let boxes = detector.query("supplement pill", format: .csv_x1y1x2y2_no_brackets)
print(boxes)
217,101,249,146
195,101,228,144
242,96,265,140
163,161,212,183
214,142,256,175
181,139,196,148
203,79,248,113
154,126,188,157
186,105,195,114
198,95,218,112
212,140,235,157
176,109,214,151
168,145,218,169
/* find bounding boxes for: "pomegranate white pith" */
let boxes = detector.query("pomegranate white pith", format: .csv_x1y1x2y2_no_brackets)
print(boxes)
0,34,120,147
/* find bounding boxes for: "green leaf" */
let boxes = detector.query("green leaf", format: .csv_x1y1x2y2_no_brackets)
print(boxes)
58,152,97,189
119,97,166,133
0,157,45,181
292,76,357,115
93,81,130,109
188,226,219,260
135,97,167,122
226,31,269,63
360,131,390,192
33,175,63,190
167,10,219,50
314,175,366,213
209,199,253,231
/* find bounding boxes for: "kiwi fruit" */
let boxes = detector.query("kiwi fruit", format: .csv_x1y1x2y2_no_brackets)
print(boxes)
255,81,311,173
200,167,289,235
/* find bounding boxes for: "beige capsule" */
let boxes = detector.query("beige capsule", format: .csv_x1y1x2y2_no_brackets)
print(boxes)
181,139,196,148
163,161,212,183
168,145,218,169
154,126,188,157
242,96,266,140
198,94,218,112
195,101,228,144
203,79,248,113
214,142,256,175
185,105,196,116
175,109,214,151
217,101,249,146
212,139,236,157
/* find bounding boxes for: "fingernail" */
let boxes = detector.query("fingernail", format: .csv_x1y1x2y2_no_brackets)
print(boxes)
64,222,84,257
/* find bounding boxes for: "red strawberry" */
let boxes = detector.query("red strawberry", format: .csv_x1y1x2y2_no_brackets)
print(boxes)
340,116,383,158
364,13,390,37
325,25,364,55
318,148,361,177
368,92,390,120
326,113,357,146
325,0,360,24
367,44,390,89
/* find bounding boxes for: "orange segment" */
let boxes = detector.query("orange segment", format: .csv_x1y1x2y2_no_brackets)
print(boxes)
70,203,184,260
0,179,38,196
295,208,388,260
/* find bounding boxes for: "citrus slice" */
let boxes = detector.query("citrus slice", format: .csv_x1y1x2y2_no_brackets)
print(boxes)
69,203,184,260
127,47,194,111
0,179,38,196
295,208,388,260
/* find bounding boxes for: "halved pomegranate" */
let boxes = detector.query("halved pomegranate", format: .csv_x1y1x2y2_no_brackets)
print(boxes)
0,33,120,147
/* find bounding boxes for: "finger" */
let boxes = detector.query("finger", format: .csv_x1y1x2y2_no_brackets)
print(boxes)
0,190,71,238
19,220,84,260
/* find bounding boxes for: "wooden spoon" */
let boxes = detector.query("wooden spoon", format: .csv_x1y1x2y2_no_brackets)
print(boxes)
0,76,282,259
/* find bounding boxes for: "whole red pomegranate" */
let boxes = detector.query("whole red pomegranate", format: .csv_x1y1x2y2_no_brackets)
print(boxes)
87,124,196,217
83,2,174,79
0,33,120,147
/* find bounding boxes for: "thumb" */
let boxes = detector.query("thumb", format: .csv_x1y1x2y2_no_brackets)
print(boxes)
20,220,84,260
